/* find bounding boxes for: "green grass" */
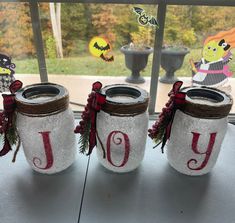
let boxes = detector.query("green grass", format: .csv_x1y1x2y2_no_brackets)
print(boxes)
15,48,235,77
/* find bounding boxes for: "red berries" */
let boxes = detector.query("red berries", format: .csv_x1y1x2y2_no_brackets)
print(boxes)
148,92,175,139
74,82,106,136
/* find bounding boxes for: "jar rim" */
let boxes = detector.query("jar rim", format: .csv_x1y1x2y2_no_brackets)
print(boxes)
15,83,69,116
180,86,233,119
101,84,149,116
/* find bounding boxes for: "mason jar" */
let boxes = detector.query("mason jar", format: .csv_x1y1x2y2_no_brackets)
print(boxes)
167,87,232,176
96,84,149,173
15,83,77,174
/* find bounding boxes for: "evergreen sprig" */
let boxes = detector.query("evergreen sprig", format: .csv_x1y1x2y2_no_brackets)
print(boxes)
78,119,91,154
6,115,18,146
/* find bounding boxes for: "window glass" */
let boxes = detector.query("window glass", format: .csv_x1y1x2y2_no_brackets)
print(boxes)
39,3,156,111
156,5,235,113
1,3,234,114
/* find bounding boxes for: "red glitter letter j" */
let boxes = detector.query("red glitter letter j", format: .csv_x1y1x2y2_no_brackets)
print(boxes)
33,131,54,170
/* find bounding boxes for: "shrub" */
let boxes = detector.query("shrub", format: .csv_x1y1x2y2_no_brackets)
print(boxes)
46,35,57,59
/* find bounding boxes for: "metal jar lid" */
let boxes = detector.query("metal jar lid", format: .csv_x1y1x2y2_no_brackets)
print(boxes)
101,84,149,116
15,83,69,117
180,86,233,119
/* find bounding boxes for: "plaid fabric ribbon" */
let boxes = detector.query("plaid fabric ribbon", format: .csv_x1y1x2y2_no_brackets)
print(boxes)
0,80,22,156
148,81,186,152
74,82,106,156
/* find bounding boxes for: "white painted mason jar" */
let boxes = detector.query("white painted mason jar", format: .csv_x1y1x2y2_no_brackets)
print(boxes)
96,84,149,173
167,87,232,176
15,83,77,174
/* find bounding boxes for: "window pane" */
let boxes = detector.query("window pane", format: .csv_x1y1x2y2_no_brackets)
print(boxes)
39,3,156,111
156,5,235,113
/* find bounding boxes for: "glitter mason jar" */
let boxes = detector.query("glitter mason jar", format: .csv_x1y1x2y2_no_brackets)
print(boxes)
96,84,149,173
15,83,77,174
167,87,232,176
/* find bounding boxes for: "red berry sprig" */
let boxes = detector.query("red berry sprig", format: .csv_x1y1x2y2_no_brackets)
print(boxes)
148,81,185,152
148,97,174,142
74,82,106,155
74,93,94,135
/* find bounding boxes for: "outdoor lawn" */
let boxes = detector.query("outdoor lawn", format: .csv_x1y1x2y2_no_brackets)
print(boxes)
14,48,235,77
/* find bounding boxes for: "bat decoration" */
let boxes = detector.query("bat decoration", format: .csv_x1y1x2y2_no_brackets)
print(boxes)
133,7,159,27
100,53,114,62
93,42,110,51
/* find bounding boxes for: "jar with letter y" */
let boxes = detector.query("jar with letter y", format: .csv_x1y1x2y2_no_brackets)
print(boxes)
149,81,233,176
15,83,77,174
167,86,232,175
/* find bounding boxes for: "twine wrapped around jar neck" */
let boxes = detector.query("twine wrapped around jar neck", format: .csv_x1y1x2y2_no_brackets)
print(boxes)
15,83,69,117
100,84,149,117
179,86,233,119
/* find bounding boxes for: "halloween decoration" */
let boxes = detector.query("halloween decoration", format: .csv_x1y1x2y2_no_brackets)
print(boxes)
15,83,77,174
89,36,114,62
0,54,16,92
75,82,149,173
133,7,159,27
149,81,233,176
192,28,235,88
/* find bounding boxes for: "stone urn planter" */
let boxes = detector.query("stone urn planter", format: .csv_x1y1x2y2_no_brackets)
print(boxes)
120,45,153,84
160,46,189,84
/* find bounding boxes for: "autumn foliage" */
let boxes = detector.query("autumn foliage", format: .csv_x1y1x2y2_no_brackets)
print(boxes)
0,3,235,59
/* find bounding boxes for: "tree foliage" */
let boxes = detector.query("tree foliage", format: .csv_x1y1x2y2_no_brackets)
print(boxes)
0,3,235,58
0,3,34,58
61,3,91,56
91,4,118,44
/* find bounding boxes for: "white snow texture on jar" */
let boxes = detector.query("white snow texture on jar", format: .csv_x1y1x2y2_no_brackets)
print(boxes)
15,83,77,174
167,87,232,176
96,84,149,173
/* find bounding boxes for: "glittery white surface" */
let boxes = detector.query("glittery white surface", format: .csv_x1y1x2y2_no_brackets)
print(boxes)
16,108,77,174
96,110,149,173
167,110,228,176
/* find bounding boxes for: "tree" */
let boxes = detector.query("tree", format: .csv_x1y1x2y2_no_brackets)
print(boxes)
113,5,139,47
191,6,235,43
0,3,34,58
91,5,118,44
164,6,197,47
49,3,63,58
61,3,91,56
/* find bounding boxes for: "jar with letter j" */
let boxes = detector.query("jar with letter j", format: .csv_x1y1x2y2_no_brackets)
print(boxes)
15,83,77,174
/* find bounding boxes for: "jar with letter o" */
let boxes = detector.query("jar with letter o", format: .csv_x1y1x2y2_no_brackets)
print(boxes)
96,84,149,173
167,87,233,176
15,83,77,174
